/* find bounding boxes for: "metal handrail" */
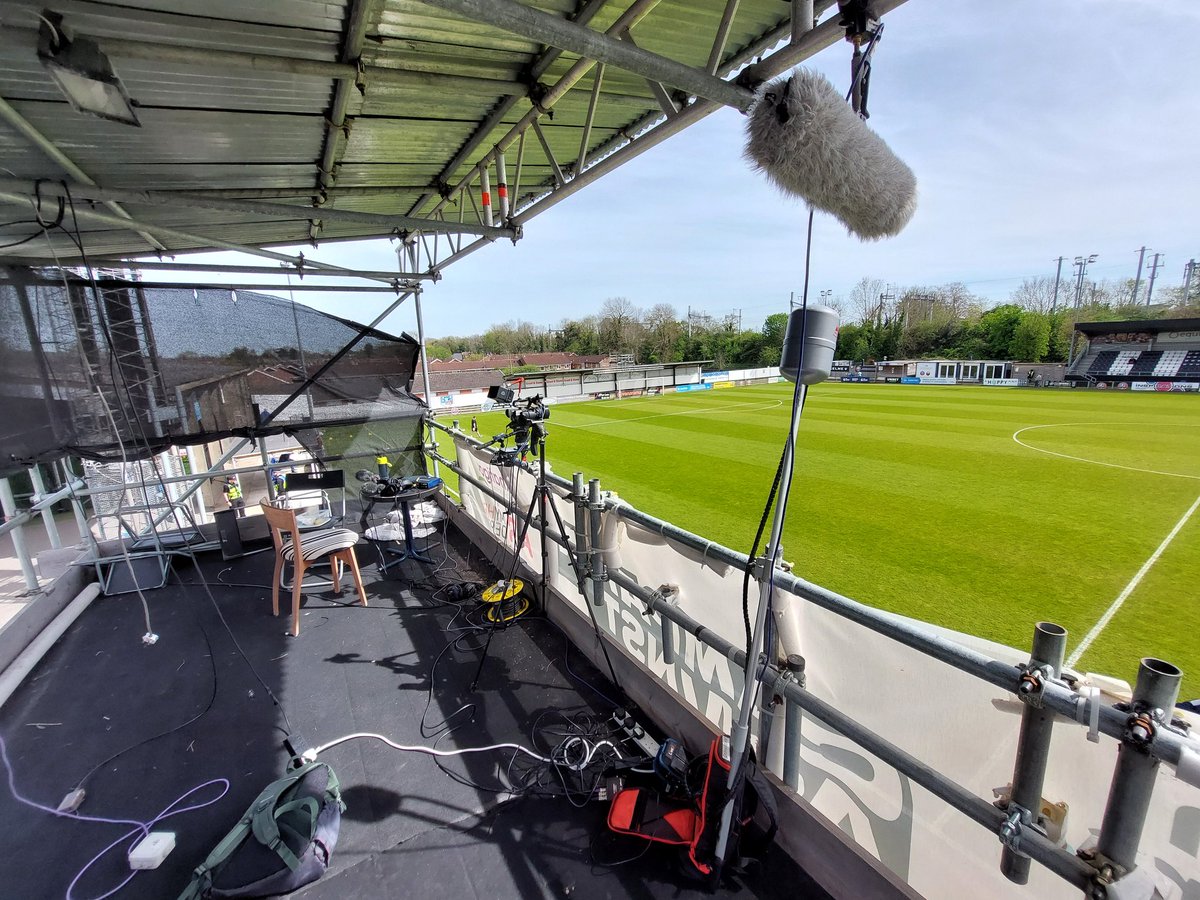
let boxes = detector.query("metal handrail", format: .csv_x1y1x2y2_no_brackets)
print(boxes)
424,417,1200,896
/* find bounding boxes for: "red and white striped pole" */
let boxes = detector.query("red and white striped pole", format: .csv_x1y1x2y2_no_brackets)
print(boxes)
496,152,509,221
480,168,493,227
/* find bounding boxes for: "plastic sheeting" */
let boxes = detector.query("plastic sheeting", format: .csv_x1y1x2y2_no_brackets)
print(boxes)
0,265,423,476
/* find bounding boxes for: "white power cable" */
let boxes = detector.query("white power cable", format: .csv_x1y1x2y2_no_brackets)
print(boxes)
302,731,552,764
553,737,623,772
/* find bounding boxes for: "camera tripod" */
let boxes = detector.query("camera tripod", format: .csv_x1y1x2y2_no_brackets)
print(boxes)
469,420,620,694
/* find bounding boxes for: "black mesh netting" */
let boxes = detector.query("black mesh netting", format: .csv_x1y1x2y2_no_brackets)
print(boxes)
0,265,425,477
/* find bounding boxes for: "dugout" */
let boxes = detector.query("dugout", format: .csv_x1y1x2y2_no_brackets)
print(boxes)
868,359,1014,384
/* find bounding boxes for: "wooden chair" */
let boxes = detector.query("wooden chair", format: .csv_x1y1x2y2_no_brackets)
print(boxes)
260,500,367,636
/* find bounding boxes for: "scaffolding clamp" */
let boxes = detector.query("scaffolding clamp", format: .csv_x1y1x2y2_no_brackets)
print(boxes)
998,803,1033,856
642,583,679,618
1017,663,1052,708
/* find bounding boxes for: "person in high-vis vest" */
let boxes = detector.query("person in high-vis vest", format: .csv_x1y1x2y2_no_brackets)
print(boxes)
224,478,246,518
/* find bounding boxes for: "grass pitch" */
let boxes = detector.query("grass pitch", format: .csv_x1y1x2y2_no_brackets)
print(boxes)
441,383,1200,697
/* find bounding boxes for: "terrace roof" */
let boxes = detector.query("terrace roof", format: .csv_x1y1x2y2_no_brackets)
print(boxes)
0,0,899,283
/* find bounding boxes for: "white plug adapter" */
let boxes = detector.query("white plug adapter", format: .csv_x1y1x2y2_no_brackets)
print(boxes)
128,831,175,870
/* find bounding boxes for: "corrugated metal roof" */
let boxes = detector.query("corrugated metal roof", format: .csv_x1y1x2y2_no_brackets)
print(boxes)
0,0,840,265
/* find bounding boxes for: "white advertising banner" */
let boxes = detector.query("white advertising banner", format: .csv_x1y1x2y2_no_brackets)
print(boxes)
730,366,782,382
456,441,556,581
432,389,489,410
916,362,938,379
452,438,1200,900
983,378,1020,386
1158,331,1200,344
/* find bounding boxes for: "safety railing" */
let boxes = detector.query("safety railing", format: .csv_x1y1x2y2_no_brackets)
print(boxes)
426,416,1200,899
0,467,91,594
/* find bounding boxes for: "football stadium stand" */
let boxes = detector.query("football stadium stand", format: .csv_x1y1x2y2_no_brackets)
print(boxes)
1069,318,1200,388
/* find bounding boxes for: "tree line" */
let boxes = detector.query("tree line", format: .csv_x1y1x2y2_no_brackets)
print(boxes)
429,277,1200,367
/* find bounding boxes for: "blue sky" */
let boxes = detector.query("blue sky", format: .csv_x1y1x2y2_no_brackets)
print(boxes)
155,0,1200,339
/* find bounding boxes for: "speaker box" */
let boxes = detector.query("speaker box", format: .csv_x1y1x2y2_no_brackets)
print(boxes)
215,509,245,560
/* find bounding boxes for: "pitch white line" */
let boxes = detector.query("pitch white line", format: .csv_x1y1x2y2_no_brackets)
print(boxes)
1067,491,1200,668
557,399,784,429
1012,422,1200,481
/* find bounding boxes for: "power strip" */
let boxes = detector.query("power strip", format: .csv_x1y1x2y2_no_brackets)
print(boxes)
611,708,660,759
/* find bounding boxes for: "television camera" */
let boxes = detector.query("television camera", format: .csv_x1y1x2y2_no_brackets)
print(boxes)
484,386,550,465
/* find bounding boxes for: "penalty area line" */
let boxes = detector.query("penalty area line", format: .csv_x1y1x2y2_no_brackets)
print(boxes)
1066,491,1200,669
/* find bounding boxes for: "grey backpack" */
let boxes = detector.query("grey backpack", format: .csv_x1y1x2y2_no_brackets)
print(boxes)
178,761,344,899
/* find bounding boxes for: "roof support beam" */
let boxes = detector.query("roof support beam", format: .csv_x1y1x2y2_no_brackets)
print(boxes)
529,121,566,187
0,27,525,97
619,31,680,117
792,0,816,44
0,177,516,239
512,5,901,223
0,96,166,253
0,190,395,282
10,276,406,293
437,1,908,266
575,63,605,174
136,186,429,200
707,0,741,75
310,0,377,243
417,0,756,111
0,259,428,280
405,0,614,220
424,0,664,220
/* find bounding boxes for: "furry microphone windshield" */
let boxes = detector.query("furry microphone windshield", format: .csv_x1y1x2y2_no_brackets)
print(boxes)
744,70,917,240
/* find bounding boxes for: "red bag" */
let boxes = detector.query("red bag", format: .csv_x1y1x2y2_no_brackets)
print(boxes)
606,738,777,887
606,788,698,845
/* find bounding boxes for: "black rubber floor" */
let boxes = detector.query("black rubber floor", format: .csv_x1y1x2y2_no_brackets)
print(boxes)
0,524,828,900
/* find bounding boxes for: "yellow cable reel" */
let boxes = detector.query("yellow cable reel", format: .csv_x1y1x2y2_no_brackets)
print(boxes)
480,578,529,623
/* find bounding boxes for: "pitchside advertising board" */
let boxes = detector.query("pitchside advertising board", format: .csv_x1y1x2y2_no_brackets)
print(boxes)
454,440,1200,900
1132,381,1200,392
900,376,957,385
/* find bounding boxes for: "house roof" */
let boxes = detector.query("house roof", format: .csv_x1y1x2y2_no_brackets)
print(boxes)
414,368,503,393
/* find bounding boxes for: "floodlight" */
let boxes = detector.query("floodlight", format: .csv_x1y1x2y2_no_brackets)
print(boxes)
37,12,141,126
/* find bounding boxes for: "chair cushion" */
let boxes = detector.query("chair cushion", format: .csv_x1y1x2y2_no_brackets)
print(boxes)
282,528,360,562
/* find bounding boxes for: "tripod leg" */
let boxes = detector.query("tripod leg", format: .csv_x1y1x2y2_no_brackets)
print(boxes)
505,489,540,583
538,484,549,590
469,625,496,692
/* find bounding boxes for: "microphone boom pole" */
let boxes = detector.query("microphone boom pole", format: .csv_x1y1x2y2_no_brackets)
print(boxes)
713,304,838,868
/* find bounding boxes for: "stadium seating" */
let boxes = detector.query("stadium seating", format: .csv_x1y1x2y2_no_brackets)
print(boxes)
1108,350,1141,376
1128,350,1162,376
1154,350,1187,377
1087,350,1118,375
1179,350,1200,377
